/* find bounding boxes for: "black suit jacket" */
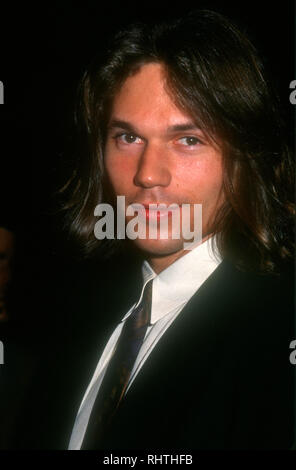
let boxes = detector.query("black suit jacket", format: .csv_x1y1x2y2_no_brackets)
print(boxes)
4,256,296,450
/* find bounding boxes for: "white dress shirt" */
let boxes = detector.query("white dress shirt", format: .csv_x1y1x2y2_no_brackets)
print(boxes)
68,237,221,449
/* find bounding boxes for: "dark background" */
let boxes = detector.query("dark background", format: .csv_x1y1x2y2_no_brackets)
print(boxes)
0,1,294,336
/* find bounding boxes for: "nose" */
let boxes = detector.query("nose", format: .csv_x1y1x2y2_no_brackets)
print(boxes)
133,143,171,189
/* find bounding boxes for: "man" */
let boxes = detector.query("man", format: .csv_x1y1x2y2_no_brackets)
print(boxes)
10,10,295,450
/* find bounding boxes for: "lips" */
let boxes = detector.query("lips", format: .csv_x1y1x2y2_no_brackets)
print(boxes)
131,202,180,220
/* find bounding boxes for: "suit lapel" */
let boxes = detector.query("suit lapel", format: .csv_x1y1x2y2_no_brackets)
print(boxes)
100,259,294,448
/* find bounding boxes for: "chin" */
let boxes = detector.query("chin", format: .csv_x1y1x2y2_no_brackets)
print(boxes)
132,237,186,257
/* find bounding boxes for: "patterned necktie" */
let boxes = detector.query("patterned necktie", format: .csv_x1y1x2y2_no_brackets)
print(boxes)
81,279,153,449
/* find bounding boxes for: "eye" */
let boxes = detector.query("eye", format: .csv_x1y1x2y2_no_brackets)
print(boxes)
178,136,201,146
113,133,142,145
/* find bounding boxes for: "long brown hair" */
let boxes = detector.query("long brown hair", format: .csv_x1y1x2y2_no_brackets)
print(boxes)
60,10,295,273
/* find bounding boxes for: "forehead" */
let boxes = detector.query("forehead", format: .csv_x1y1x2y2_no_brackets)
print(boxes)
110,63,193,130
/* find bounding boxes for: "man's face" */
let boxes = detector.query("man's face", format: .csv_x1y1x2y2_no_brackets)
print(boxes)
104,63,224,268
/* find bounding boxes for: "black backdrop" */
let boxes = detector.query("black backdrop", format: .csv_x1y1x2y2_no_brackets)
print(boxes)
0,1,294,335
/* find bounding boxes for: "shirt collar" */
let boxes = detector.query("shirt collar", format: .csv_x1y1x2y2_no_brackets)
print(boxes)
129,236,221,324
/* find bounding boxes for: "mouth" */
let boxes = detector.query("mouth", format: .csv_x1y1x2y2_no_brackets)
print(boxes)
131,202,180,220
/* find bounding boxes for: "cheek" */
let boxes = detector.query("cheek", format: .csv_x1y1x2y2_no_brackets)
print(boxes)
175,158,223,202
105,153,136,193
202,163,224,196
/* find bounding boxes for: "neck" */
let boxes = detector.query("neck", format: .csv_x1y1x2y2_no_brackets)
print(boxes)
146,234,213,274
148,249,188,274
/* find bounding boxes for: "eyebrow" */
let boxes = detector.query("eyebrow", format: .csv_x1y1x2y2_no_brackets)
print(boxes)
108,119,135,133
108,119,201,134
